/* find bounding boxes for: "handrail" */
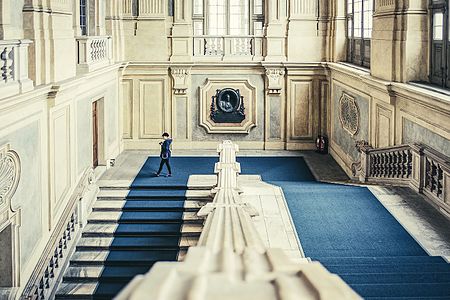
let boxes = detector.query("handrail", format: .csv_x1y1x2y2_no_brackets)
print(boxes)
354,142,450,217
115,141,361,300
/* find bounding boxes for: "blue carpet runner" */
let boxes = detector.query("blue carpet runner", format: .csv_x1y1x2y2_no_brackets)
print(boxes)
237,156,450,300
89,157,216,299
57,157,215,299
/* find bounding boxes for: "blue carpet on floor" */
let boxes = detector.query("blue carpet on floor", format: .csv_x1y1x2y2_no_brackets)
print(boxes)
237,156,450,299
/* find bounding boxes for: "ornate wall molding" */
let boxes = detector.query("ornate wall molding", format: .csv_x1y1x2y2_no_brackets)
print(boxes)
0,144,21,215
199,79,257,134
265,68,285,94
339,93,360,136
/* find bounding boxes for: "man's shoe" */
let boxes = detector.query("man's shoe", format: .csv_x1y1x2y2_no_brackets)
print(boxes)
155,173,160,177
166,174,172,177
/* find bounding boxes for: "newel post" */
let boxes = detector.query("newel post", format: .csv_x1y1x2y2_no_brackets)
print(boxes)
409,144,425,194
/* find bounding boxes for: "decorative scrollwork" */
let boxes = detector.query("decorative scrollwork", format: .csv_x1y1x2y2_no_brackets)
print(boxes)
0,144,21,211
339,93,360,136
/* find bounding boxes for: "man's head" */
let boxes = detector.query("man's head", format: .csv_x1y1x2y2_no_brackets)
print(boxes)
162,132,170,140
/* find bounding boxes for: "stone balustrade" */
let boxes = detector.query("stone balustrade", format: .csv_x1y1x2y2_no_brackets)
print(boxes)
355,143,450,217
0,39,33,99
115,141,361,300
193,36,263,61
76,36,113,74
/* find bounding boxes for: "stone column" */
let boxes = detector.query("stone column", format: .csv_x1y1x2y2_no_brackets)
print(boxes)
265,0,288,62
327,0,346,62
170,67,191,142
371,0,428,82
264,67,286,149
287,0,324,62
170,0,193,61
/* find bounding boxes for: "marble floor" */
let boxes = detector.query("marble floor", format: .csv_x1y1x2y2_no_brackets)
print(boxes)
98,149,450,262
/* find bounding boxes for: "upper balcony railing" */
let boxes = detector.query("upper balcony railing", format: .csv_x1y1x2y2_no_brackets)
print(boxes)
193,35,263,61
0,39,33,99
76,36,113,74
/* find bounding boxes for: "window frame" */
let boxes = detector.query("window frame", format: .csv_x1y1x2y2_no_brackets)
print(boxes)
430,0,450,88
192,0,264,36
346,0,373,68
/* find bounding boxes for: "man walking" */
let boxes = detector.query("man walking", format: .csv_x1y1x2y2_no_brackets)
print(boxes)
155,132,172,177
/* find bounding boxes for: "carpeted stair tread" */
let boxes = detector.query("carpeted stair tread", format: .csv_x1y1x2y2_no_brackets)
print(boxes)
340,272,450,284
76,236,181,250
82,223,201,237
87,211,198,223
93,200,185,211
350,282,450,298
324,263,450,274
70,250,178,266
64,265,151,281
56,282,128,300
314,256,446,265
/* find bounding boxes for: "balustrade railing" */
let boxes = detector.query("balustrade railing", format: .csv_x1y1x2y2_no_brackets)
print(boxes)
76,36,112,74
193,35,263,61
0,39,33,99
355,143,450,217
115,141,361,300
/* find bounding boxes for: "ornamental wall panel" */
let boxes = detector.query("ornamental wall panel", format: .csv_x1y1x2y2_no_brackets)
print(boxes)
139,79,167,139
288,79,314,139
199,79,257,134
121,79,133,139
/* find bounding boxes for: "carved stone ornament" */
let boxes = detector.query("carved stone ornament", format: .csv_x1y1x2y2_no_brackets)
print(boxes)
170,67,190,95
0,144,21,212
339,93,360,136
210,88,246,123
265,68,285,94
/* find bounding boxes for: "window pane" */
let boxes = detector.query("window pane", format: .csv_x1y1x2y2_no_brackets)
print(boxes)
254,0,263,15
229,0,249,35
194,0,203,15
254,21,263,35
362,0,372,38
80,0,87,36
208,0,227,35
194,21,204,35
354,0,362,38
434,12,444,40
347,0,353,14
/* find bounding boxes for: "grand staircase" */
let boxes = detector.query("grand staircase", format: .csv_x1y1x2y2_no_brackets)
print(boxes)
55,181,212,299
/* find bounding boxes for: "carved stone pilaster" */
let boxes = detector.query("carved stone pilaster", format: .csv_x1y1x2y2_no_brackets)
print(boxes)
170,67,190,95
265,68,285,94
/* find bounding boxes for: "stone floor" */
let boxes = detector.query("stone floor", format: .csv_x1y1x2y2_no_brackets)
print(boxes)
98,149,450,263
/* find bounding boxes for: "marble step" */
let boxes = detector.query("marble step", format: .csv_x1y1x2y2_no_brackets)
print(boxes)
97,178,216,191
87,211,202,224
70,250,179,266
97,189,212,201
82,223,202,237
92,199,208,212
75,236,194,251
63,265,150,282
56,282,125,300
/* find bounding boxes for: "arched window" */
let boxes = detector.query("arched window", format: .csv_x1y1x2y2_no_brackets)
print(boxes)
193,0,264,36
430,0,450,88
346,0,373,68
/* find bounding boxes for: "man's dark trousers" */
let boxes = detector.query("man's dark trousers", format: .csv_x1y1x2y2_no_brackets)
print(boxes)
157,158,171,175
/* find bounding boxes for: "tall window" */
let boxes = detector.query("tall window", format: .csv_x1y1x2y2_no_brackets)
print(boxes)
346,0,373,68
430,0,450,88
193,0,264,36
80,0,88,36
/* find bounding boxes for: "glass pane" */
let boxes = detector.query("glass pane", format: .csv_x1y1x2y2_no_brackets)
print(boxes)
347,0,353,14
434,12,444,40
208,0,227,35
354,0,362,37
229,0,249,35
362,0,373,38
194,0,203,15
254,0,263,15
254,21,263,35
194,21,204,35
